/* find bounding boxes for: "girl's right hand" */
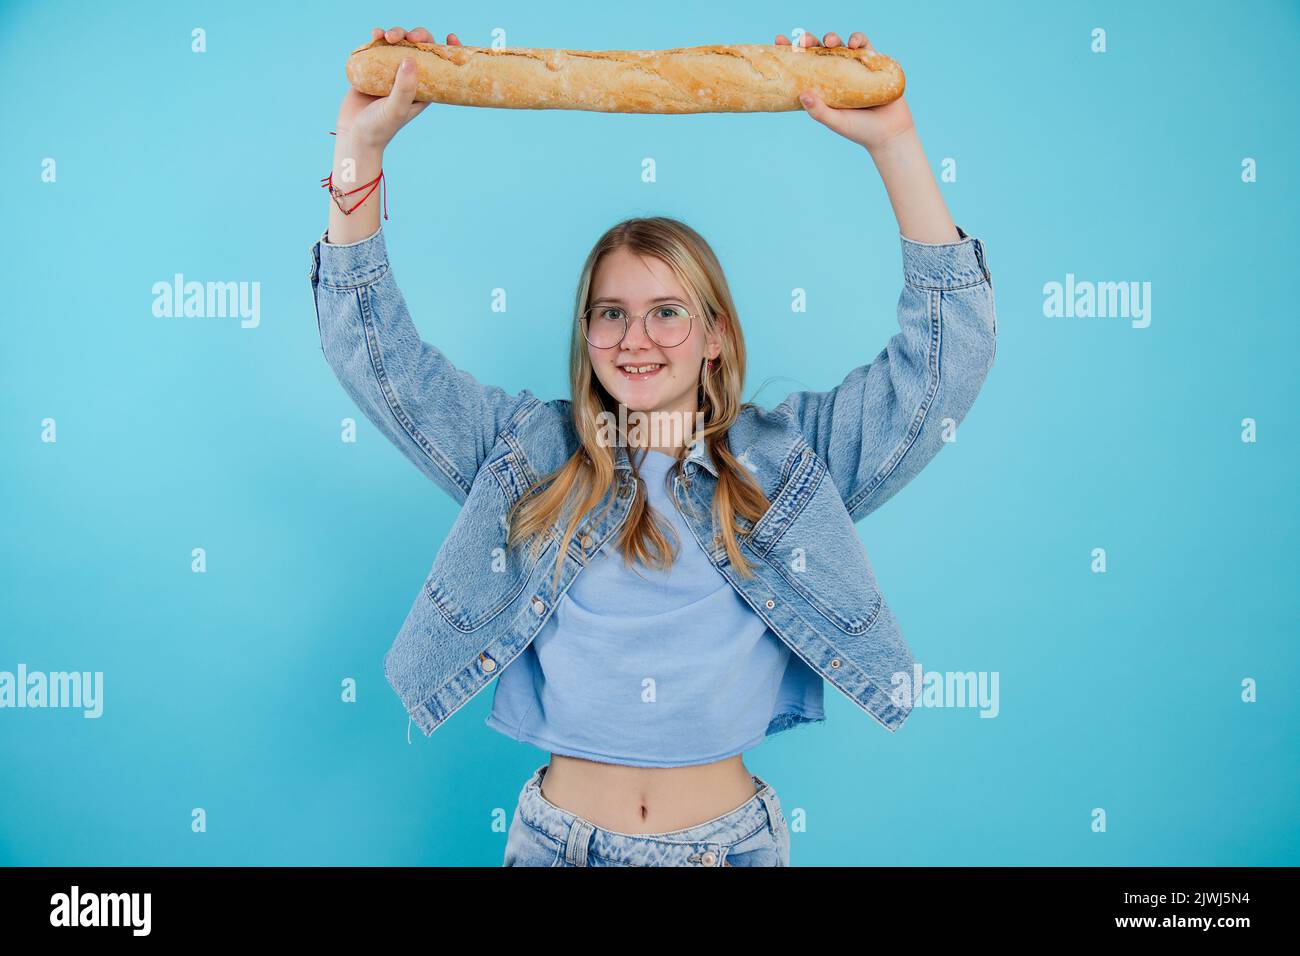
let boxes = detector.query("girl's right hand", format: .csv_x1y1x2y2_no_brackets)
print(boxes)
337,26,461,152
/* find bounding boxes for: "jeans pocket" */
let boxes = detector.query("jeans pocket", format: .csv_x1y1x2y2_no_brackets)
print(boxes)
720,823,783,867
503,812,564,867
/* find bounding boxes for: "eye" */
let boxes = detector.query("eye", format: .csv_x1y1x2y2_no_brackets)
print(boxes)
598,307,624,321
656,305,690,319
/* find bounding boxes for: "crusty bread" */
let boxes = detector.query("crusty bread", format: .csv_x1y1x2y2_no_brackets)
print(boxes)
345,37,905,113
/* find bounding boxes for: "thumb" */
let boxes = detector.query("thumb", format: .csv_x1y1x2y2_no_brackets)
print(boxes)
799,90,850,136
387,57,420,110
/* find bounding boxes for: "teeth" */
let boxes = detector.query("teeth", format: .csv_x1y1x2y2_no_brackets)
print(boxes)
622,364,662,373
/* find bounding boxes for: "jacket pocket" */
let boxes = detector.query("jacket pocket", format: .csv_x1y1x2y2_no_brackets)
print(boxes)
423,450,537,632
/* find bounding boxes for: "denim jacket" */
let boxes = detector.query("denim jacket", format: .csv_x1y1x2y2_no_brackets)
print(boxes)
308,223,996,740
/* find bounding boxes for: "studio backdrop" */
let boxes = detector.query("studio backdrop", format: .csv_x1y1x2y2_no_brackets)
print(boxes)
1,0,1296,866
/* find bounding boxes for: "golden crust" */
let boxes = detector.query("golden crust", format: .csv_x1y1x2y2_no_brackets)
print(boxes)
344,37,905,113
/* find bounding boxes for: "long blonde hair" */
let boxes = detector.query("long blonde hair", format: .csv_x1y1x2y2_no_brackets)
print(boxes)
506,217,771,591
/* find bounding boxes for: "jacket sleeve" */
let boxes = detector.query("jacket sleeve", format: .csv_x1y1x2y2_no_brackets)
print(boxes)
774,225,997,523
309,225,537,505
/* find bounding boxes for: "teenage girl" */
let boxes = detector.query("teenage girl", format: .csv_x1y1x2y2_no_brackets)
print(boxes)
325,25,969,866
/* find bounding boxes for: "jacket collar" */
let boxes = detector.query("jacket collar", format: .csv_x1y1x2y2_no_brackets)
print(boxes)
613,438,718,478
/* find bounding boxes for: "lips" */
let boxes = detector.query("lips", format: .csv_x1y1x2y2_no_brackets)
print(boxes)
617,363,664,381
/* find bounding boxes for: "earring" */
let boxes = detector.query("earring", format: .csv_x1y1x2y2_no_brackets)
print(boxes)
705,358,718,370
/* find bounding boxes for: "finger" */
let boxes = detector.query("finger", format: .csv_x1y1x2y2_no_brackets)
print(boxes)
775,34,790,45
407,27,433,43
824,32,842,48
848,32,867,48
371,27,383,40
384,26,405,44
447,33,462,45
801,32,821,47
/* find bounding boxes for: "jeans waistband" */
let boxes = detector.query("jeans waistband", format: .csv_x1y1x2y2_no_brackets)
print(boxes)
517,763,783,867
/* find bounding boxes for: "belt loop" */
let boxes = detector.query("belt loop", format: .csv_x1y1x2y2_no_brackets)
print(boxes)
754,777,782,834
564,817,594,867
972,236,991,284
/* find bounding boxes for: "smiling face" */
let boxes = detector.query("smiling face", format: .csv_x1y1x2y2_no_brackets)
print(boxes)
586,246,722,425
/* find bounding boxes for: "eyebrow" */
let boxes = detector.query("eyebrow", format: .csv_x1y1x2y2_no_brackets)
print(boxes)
588,295,688,306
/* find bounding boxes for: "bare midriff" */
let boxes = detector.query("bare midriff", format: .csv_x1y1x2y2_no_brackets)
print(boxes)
537,752,758,834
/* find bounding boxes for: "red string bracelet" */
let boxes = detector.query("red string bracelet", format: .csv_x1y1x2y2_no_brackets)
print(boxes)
321,169,387,219
321,131,388,219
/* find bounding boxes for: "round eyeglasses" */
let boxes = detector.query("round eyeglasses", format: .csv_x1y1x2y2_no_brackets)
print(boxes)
579,303,696,349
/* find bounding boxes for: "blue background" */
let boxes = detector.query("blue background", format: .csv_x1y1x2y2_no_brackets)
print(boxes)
1,0,1296,866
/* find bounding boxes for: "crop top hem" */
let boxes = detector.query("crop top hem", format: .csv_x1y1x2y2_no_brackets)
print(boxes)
765,708,826,738
484,706,825,769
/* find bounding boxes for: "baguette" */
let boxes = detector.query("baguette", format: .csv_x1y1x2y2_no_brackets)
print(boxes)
344,37,905,113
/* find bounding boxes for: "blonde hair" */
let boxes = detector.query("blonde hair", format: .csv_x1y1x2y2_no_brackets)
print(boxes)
506,217,771,592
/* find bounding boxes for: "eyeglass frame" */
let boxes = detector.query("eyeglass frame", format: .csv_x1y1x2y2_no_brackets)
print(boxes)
577,300,702,350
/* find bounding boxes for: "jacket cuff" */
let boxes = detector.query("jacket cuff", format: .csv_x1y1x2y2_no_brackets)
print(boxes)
311,225,390,288
900,225,991,290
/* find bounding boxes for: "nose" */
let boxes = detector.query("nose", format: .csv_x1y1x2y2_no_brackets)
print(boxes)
620,313,654,350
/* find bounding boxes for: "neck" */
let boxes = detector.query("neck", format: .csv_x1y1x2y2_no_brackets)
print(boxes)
619,403,704,455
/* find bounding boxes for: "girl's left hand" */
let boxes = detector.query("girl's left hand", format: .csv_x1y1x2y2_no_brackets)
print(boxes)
778,30,915,152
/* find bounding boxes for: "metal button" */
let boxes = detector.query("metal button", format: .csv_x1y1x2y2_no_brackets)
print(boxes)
830,658,841,668
580,535,593,550
532,597,545,614
480,654,496,672
765,599,775,609
700,850,716,866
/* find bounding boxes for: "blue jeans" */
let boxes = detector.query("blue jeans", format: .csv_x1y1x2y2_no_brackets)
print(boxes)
502,763,791,866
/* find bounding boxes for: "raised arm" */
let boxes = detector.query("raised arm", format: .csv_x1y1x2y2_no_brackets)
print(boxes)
773,29,997,523
311,227,536,504
775,227,995,522
312,26,535,504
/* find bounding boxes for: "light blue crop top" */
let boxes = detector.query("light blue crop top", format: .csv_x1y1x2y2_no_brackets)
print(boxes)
485,447,825,767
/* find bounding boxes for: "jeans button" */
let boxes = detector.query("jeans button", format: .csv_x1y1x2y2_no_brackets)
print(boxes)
532,597,545,615
700,850,716,866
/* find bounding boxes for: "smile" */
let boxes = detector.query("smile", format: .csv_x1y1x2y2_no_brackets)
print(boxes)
618,363,664,380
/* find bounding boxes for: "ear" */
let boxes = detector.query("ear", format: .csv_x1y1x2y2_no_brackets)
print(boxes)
707,312,728,360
